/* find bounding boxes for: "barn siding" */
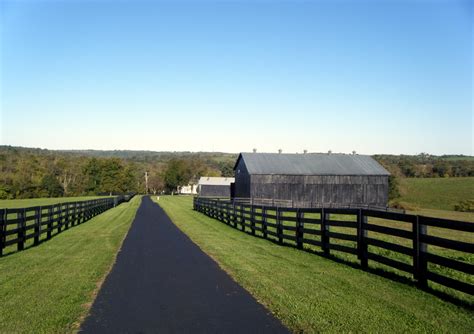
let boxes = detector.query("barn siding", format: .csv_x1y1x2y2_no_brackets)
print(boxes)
247,174,388,207
200,185,231,197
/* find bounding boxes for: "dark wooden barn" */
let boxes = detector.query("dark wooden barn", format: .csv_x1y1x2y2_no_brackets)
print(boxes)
198,177,235,198
233,152,390,208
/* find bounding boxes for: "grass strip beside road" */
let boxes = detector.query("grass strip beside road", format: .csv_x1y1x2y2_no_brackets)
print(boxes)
0,196,141,333
156,196,474,333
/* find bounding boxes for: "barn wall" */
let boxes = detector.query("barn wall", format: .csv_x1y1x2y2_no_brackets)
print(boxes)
234,158,250,198
199,185,231,198
249,174,389,207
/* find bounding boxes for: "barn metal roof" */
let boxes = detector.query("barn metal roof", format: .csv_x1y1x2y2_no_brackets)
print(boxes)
198,176,235,185
234,153,390,176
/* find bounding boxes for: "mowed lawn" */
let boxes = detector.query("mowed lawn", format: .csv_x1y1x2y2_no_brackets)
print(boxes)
398,177,474,212
0,196,141,333
156,196,474,333
0,196,112,209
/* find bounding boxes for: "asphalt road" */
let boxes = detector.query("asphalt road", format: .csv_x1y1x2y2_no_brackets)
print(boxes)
80,196,289,333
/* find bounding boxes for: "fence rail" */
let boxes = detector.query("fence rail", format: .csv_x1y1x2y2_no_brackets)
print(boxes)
193,197,474,297
223,197,404,212
0,193,135,256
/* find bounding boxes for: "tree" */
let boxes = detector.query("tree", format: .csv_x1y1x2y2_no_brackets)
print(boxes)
83,158,102,194
217,161,234,177
433,161,450,177
41,174,64,197
148,174,165,195
163,159,192,193
388,175,400,200
100,158,124,194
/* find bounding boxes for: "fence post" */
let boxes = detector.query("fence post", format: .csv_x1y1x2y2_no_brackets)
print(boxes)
218,202,223,222
85,202,89,220
0,209,5,256
357,209,368,269
240,205,245,232
76,202,80,224
321,209,330,255
58,205,63,233
277,208,283,244
34,207,41,246
71,203,76,226
81,202,86,222
251,205,256,236
47,206,53,239
232,203,237,228
65,204,70,230
262,207,268,239
224,203,229,225
296,209,303,249
77,203,81,224
18,209,26,251
414,216,428,287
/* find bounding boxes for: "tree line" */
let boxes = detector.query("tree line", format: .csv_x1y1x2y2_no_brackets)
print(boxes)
374,154,474,178
0,146,235,199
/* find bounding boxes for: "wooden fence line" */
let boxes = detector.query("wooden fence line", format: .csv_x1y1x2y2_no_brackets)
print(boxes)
227,197,404,212
193,197,474,297
0,193,135,256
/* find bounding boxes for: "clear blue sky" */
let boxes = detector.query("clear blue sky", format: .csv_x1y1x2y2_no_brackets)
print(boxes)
1,0,472,155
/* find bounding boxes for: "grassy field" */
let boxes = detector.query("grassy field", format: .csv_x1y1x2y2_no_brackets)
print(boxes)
397,177,474,211
155,196,474,333
0,196,112,209
0,196,141,333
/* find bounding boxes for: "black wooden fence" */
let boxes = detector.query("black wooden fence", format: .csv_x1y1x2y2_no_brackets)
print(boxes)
0,193,135,256
194,197,474,297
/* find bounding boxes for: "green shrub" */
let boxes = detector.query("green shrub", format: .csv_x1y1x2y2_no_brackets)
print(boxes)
454,200,474,212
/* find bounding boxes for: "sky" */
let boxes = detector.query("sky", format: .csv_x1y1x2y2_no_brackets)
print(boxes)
0,0,472,155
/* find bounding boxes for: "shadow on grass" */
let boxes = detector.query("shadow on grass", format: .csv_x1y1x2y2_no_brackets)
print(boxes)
195,209,474,311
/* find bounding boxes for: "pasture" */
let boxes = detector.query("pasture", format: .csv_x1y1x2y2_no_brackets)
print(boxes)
0,196,141,333
156,196,474,333
397,177,474,212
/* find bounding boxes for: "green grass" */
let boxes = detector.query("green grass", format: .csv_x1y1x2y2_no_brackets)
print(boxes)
409,207,474,223
0,196,112,209
155,196,474,333
0,196,141,333
397,177,474,211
